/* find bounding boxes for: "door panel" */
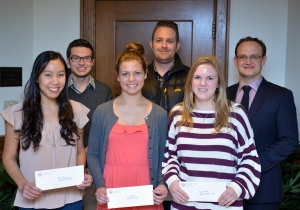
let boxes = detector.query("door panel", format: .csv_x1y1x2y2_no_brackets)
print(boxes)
81,0,230,97
96,0,213,96
115,21,192,67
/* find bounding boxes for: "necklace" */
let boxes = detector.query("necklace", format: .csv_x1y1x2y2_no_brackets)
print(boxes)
199,113,209,123
45,132,59,148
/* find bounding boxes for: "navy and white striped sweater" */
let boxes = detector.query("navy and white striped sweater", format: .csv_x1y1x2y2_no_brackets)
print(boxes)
162,103,261,210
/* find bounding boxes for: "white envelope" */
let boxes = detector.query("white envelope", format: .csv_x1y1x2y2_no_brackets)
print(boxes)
179,181,226,202
107,185,154,209
35,165,84,191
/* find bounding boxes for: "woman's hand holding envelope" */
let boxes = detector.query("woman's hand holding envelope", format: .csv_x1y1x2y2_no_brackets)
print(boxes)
95,187,109,204
21,181,42,200
218,186,238,207
153,184,168,205
77,174,93,189
169,180,190,203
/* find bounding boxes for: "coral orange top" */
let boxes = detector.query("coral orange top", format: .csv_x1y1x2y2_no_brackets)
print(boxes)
97,123,163,210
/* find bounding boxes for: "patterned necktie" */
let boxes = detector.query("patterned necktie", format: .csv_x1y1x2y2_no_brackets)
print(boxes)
241,85,251,112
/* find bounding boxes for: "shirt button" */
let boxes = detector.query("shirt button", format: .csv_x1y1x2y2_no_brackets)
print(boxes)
149,147,152,150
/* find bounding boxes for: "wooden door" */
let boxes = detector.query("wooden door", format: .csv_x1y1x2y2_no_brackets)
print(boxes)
81,0,230,97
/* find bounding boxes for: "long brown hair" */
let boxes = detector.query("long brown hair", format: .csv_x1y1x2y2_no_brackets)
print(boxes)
178,55,231,132
18,51,79,151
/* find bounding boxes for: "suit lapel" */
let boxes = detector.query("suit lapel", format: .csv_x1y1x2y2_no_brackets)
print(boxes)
248,78,269,120
227,83,239,101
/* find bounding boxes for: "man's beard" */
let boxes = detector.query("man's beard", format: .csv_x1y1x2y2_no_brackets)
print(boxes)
154,55,175,64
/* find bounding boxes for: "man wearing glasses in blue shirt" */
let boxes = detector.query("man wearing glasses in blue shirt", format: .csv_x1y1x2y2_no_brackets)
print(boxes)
227,36,299,210
67,39,112,150
67,39,112,209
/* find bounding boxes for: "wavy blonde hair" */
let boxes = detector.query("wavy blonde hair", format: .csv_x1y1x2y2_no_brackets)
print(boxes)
178,55,231,132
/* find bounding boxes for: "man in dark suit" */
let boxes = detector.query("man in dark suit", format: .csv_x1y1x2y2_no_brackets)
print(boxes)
227,36,299,210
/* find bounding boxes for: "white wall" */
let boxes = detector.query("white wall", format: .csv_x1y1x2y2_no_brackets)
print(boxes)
0,0,299,135
228,0,300,134
285,0,300,133
0,0,80,135
228,0,288,86
33,0,80,59
0,0,33,134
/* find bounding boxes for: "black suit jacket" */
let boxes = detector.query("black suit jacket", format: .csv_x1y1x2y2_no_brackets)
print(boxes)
227,77,299,203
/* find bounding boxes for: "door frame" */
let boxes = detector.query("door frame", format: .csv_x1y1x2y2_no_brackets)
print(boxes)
80,0,230,83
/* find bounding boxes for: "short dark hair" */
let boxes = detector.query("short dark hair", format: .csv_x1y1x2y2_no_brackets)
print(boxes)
235,36,267,57
66,39,94,58
151,20,179,43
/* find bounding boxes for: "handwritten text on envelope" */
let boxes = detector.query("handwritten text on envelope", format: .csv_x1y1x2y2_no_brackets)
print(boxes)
180,181,226,202
35,165,84,191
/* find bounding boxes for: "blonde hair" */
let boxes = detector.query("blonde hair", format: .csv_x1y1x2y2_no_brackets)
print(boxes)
178,55,231,132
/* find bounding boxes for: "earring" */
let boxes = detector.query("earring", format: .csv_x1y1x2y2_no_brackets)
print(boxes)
215,87,219,92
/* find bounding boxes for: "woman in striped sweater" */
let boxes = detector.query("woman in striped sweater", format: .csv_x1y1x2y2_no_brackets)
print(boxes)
162,56,261,210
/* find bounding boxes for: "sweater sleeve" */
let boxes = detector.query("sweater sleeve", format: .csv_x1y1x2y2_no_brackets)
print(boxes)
157,109,168,186
161,108,181,187
229,106,261,199
87,106,106,189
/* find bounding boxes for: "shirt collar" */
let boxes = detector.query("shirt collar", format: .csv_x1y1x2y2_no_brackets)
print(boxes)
238,76,263,92
68,75,95,93
153,62,174,75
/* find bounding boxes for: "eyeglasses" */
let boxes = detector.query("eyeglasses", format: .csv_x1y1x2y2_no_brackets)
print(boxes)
236,54,262,61
69,56,93,62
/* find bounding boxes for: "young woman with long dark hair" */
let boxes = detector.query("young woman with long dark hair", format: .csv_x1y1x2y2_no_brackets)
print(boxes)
1,51,93,209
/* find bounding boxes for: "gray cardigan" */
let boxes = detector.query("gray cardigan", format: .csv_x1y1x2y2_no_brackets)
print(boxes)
87,99,168,189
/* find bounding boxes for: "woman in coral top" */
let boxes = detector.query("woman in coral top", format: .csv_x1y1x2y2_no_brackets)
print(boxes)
87,42,168,210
